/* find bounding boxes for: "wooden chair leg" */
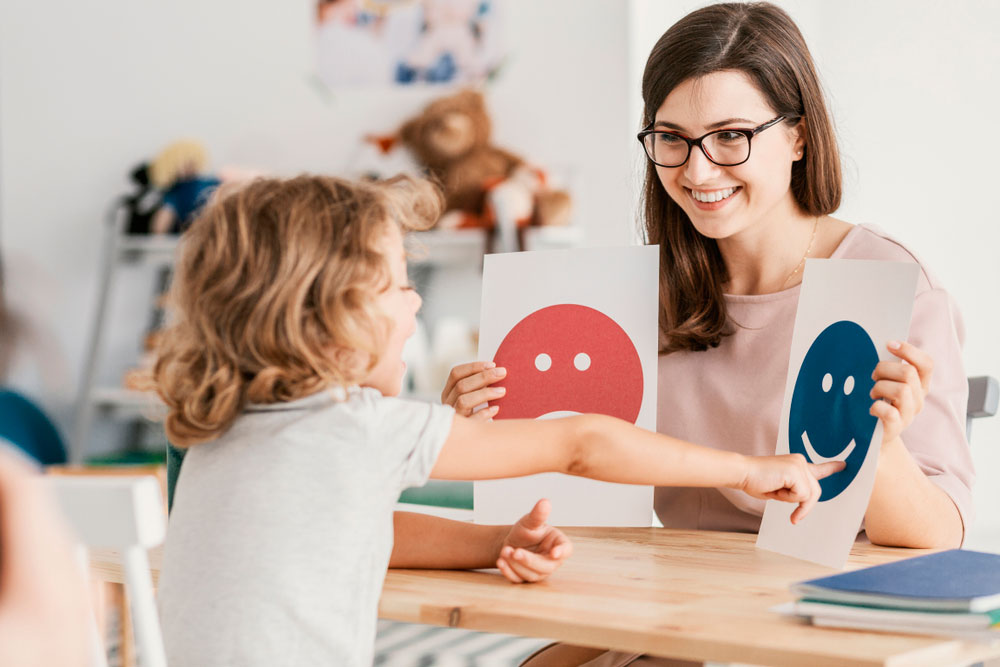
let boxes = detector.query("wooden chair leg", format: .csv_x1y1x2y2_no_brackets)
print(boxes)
121,584,134,667
102,582,127,667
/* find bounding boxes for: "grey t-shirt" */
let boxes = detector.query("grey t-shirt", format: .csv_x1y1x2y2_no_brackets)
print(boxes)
158,386,455,666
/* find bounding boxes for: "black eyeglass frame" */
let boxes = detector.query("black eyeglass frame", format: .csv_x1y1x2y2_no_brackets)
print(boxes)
637,115,795,168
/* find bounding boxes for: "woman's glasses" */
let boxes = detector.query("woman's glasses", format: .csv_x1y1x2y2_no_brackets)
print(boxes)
637,115,793,168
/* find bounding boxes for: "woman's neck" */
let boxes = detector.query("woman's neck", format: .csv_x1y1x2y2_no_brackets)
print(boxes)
717,202,821,296
719,212,854,296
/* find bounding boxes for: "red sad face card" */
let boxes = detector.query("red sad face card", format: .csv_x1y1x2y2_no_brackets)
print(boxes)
490,304,643,423
474,246,659,526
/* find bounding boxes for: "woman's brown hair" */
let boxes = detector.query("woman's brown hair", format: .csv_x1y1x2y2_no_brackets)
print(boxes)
641,2,842,353
151,174,441,447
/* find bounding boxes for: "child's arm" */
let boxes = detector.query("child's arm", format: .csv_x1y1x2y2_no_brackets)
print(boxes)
432,414,843,524
390,499,571,583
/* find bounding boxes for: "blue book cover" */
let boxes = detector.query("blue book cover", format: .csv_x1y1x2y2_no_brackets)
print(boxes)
792,549,1000,612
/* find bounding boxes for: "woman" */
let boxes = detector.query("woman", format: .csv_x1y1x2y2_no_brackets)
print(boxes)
445,3,974,663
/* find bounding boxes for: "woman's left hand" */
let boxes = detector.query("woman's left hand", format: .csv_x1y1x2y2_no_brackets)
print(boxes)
870,340,933,444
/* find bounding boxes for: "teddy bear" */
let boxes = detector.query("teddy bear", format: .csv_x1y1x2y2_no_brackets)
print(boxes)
395,89,572,248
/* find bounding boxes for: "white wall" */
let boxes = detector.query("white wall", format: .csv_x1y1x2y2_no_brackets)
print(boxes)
0,0,632,447
629,0,1000,549
4,0,997,545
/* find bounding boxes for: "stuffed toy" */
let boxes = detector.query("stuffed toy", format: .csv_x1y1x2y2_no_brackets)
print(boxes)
396,89,571,246
119,164,163,235
351,133,423,183
148,139,221,235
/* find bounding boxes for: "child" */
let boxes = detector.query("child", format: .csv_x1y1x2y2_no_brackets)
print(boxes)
152,174,841,667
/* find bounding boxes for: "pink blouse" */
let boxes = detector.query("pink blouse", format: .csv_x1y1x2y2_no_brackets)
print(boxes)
653,224,975,538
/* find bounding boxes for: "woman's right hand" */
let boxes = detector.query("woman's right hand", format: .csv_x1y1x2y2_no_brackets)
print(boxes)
441,361,507,419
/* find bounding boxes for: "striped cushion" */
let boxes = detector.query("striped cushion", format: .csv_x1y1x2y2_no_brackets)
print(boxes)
374,620,550,666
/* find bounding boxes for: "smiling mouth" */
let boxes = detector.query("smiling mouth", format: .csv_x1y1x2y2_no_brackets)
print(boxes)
687,186,741,203
801,431,856,464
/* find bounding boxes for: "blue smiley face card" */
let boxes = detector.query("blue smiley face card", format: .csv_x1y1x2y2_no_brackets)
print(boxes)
757,259,919,569
788,320,880,502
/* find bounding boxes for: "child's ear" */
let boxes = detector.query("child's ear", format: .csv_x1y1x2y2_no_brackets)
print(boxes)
327,345,370,382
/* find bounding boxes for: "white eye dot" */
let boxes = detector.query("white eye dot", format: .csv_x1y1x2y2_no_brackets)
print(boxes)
844,376,855,395
821,373,833,392
534,353,552,372
574,353,591,371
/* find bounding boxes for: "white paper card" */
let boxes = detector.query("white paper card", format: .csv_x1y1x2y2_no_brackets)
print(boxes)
756,259,919,568
474,246,659,526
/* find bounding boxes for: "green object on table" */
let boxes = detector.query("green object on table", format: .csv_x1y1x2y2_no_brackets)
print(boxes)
398,480,473,510
86,449,167,466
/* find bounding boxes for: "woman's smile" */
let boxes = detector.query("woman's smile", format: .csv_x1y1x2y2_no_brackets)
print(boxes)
685,186,742,210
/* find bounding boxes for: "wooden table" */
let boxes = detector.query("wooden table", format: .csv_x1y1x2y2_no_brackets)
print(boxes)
90,527,1000,667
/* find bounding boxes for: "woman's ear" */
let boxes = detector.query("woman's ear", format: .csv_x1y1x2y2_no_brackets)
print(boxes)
792,118,808,162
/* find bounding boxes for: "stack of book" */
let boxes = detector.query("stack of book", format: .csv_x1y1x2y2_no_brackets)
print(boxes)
790,549,1000,641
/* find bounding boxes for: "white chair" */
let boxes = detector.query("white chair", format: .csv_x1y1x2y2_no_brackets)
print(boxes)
47,475,167,667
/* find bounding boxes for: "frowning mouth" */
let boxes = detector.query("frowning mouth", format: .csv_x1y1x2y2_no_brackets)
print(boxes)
801,431,856,464
536,410,583,421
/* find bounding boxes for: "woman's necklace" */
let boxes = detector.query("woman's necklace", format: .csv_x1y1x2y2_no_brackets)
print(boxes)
780,216,820,289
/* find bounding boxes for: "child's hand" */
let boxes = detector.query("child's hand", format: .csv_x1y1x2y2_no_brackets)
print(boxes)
739,455,845,524
441,361,507,419
870,340,933,445
496,499,572,583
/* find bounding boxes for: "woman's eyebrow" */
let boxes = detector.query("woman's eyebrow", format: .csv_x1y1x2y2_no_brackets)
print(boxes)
653,117,756,132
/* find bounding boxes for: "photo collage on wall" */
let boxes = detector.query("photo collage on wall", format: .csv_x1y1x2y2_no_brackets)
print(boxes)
316,0,504,87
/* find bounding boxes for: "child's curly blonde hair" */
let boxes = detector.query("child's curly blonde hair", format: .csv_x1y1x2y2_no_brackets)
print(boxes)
152,174,442,447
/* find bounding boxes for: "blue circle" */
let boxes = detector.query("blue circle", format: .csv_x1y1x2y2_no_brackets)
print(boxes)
788,320,879,501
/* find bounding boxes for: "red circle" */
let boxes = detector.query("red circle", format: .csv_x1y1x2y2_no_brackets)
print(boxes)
490,304,643,423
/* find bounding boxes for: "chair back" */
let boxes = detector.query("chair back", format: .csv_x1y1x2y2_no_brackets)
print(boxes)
0,389,66,464
967,375,999,442
47,475,167,667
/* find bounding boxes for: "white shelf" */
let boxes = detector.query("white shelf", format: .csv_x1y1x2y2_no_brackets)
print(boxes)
521,224,584,250
116,235,181,263
90,387,166,420
407,226,583,267
407,229,488,267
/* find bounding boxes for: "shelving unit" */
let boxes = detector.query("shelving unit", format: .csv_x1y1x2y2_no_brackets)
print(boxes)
71,213,176,464
90,387,166,421
407,225,583,266
408,228,488,266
